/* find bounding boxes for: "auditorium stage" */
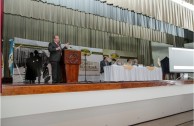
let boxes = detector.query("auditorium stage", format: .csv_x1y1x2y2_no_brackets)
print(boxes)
2,80,193,96
2,80,193,124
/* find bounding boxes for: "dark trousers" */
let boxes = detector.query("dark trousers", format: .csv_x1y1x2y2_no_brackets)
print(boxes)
51,62,62,83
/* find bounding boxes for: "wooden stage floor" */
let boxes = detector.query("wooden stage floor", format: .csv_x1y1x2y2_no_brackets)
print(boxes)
2,80,193,96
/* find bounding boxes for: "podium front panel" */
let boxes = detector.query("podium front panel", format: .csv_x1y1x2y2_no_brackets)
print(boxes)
61,50,81,83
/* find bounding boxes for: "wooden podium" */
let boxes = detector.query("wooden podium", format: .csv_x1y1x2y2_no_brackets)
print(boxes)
62,50,81,83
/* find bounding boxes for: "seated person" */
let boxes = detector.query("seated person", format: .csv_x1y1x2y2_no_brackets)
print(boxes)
116,59,122,65
111,59,117,65
100,56,111,82
126,59,133,65
111,59,122,66
100,56,111,74
132,59,139,66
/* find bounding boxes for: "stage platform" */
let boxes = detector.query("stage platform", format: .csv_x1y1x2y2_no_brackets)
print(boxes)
2,80,193,124
2,80,193,96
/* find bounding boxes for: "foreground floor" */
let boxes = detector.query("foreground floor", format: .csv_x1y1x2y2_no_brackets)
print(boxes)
133,111,193,126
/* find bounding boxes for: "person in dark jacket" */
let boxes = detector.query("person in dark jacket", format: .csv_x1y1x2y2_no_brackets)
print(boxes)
34,50,42,83
160,56,174,79
160,57,170,74
25,52,36,83
100,56,111,81
48,35,68,83
100,56,111,73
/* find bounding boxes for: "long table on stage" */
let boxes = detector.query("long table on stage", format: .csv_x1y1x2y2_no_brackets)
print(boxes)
104,65,162,81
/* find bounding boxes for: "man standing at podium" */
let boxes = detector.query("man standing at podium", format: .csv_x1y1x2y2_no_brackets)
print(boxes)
48,35,68,83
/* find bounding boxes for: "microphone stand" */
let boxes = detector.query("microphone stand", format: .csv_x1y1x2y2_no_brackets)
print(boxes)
84,54,87,82
79,53,93,83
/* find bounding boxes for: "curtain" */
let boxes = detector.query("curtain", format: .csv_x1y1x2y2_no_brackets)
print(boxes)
101,0,194,31
4,0,190,44
5,0,193,38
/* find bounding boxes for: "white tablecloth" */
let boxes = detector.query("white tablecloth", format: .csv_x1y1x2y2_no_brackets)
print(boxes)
104,65,162,81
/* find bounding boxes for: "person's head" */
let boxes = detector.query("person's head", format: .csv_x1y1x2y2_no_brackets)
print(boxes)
133,59,138,64
54,35,60,43
103,56,108,61
34,50,38,55
112,59,116,62
127,59,132,63
30,52,33,58
117,59,122,65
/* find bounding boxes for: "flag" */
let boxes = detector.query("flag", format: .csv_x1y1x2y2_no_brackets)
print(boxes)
8,39,14,77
